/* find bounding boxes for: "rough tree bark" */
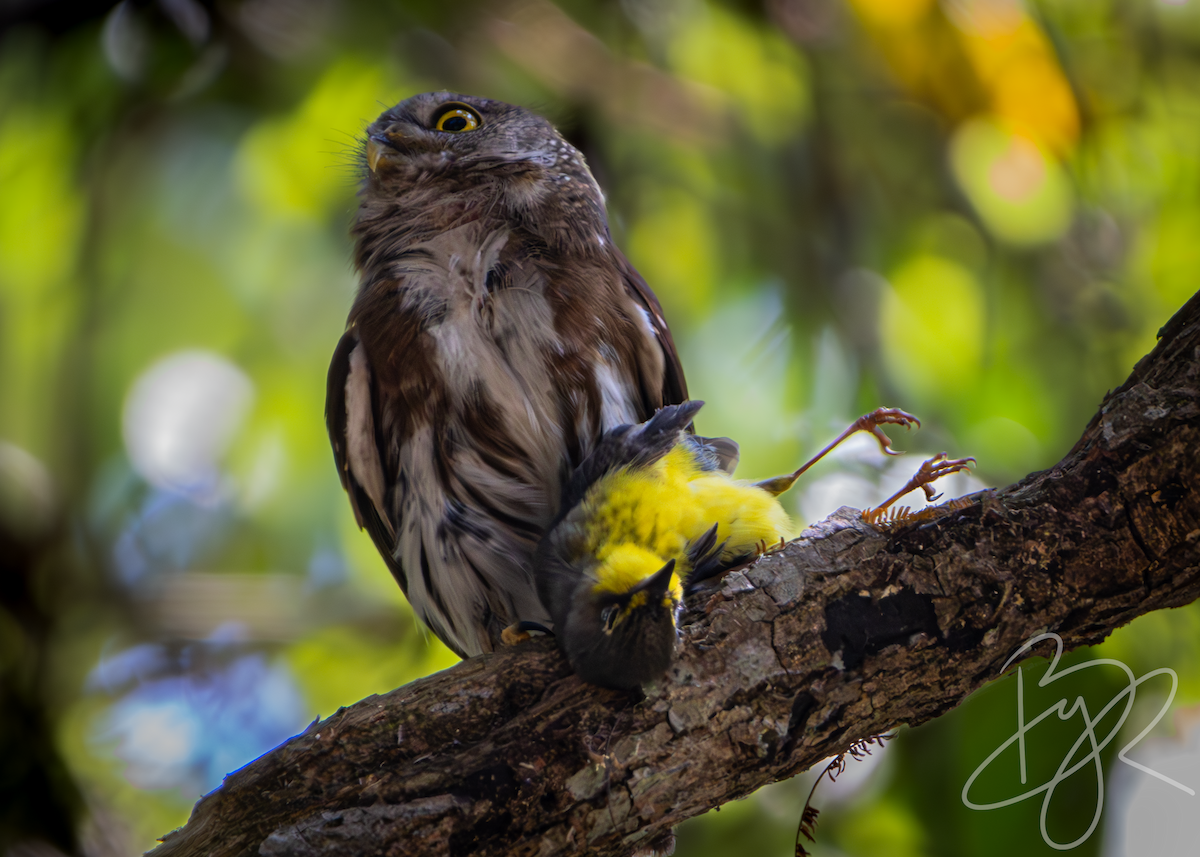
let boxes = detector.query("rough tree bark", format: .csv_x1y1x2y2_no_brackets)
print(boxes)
150,291,1200,857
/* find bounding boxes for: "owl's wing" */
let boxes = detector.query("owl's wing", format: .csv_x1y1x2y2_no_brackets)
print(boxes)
325,326,406,590
326,322,486,660
617,253,689,411
614,254,744,475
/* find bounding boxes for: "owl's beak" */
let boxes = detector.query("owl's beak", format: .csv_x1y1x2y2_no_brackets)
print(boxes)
366,133,409,173
365,136,386,173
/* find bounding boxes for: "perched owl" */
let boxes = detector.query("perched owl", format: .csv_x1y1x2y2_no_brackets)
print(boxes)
325,93,689,658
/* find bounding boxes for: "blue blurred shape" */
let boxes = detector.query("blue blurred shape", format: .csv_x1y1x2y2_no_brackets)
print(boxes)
306,546,347,590
86,642,168,694
98,647,308,794
110,487,234,586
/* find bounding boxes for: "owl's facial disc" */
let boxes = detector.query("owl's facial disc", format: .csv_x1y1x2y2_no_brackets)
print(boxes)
365,97,490,174
362,93,586,197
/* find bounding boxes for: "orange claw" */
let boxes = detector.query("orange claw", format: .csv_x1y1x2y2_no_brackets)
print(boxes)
855,407,921,457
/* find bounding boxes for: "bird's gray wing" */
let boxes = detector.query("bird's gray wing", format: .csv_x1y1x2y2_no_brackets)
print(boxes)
687,434,740,475
550,401,705,529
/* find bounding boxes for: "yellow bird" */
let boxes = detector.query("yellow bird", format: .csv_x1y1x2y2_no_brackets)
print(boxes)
534,401,797,689
533,401,963,689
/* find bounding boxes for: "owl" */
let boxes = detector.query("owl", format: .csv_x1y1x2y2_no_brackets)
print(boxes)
325,93,689,658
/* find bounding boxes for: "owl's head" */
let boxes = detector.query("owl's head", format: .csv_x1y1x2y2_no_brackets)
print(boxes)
363,92,599,198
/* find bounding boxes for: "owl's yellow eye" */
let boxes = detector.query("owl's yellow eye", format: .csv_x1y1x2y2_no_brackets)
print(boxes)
433,104,481,133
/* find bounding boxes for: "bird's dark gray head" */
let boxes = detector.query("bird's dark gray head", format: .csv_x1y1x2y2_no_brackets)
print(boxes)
559,558,681,690
363,92,600,194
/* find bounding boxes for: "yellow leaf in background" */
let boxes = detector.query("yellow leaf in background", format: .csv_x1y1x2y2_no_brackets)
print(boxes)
947,0,1078,153
850,0,1080,155
990,53,1080,155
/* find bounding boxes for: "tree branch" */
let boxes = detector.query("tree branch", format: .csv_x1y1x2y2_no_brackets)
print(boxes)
151,291,1200,857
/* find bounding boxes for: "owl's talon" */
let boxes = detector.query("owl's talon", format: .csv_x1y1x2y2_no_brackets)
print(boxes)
501,620,553,646
501,624,530,646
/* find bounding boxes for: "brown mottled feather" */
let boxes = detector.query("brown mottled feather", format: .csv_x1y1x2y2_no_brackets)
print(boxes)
326,93,687,656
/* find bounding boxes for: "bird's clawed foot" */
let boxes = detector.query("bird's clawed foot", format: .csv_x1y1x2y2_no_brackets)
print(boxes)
854,407,921,456
869,452,976,516
754,536,789,558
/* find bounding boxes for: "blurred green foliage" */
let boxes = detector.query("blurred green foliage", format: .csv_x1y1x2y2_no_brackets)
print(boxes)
1,0,1198,854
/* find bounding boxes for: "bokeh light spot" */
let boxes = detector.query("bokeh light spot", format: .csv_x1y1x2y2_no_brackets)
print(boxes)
97,649,308,795
951,119,1073,246
849,0,935,29
881,254,985,400
122,350,254,499
668,2,809,145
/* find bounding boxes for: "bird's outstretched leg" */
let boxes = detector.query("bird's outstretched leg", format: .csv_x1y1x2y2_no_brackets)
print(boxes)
755,407,921,497
867,452,976,516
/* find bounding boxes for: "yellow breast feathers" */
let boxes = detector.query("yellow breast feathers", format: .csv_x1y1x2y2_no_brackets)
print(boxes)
585,444,797,597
